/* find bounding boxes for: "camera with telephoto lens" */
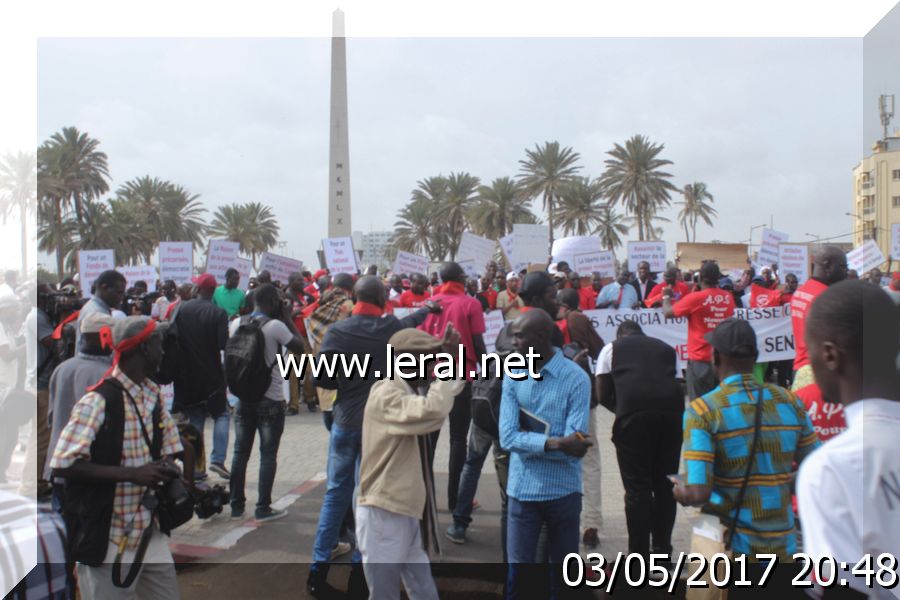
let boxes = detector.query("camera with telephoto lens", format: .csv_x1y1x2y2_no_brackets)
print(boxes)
123,292,161,317
192,482,230,519
152,460,195,532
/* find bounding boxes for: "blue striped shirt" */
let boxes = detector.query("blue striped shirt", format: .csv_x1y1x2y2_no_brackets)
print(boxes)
499,348,591,502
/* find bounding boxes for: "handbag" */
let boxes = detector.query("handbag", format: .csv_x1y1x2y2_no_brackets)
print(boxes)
686,385,764,600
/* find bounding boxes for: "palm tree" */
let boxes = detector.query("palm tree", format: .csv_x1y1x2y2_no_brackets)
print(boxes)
161,184,207,247
115,176,173,262
435,172,480,260
678,182,717,242
207,202,279,269
407,176,451,260
0,152,37,274
598,135,677,241
467,177,537,240
392,198,435,258
37,127,110,278
555,176,607,237
594,204,630,251
517,141,582,251
243,202,279,267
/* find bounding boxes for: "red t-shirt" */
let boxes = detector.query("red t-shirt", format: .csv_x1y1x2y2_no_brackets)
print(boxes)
672,287,736,361
790,279,828,370
644,281,691,308
482,288,498,310
578,287,597,311
399,290,430,308
749,283,782,308
419,289,486,380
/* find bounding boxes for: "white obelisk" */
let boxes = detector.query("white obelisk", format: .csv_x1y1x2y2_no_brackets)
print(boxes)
328,8,351,237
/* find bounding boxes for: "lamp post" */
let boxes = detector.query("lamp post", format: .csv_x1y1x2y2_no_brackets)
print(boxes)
804,233,821,243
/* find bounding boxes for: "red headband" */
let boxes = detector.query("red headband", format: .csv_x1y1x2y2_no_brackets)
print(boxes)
88,319,158,391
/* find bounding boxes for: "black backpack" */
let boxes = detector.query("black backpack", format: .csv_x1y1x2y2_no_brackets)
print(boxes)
225,315,272,402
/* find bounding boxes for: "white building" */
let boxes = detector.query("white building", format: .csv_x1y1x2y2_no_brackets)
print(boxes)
352,230,394,273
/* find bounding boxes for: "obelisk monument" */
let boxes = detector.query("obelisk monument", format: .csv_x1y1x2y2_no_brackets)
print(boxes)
327,8,351,237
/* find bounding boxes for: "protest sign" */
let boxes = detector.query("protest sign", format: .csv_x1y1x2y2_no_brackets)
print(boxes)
513,224,550,267
118,265,158,290
158,241,193,285
846,239,886,274
483,310,504,354
392,251,429,276
777,243,809,284
627,241,667,272
78,249,115,298
892,224,900,261
234,257,252,291
758,229,789,267
676,242,748,272
458,259,478,279
206,240,240,282
574,250,616,278
551,236,602,269
583,305,794,371
499,233,526,273
258,252,303,284
457,232,496,271
322,237,358,274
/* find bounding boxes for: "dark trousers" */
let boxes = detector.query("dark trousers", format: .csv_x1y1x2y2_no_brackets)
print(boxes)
428,382,472,511
230,399,286,515
612,410,682,557
686,359,717,399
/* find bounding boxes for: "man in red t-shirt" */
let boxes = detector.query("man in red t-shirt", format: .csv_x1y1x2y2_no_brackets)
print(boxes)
790,246,848,441
644,267,691,308
399,273,431,308
419,262,486,512
663,261,735,399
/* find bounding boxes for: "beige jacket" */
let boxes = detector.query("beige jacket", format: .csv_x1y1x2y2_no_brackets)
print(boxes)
357,376,465,520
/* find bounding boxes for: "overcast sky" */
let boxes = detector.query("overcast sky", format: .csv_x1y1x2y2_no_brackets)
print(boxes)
35,28,896,269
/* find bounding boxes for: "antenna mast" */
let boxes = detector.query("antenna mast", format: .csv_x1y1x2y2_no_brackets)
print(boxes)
879,94,895,141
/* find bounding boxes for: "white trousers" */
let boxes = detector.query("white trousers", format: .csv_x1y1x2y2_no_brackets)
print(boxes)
356,504,438,600
580,407,603,532
76,529,178,600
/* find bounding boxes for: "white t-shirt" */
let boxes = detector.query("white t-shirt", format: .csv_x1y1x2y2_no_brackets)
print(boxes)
796,399,900,600
595,342,614,376
228,317,294,402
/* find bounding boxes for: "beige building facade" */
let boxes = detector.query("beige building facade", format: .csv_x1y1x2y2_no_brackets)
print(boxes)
852,135,900,268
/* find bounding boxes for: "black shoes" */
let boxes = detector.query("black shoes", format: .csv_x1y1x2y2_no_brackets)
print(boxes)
306,569,341,599
347,564,369,599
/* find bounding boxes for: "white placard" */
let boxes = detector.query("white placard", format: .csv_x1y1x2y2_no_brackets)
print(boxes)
234,257,252,291
778,243,809,284
846,239,886,275
77,249,115,298
499,233,526,273
758,229,789,267
893,224,900,261
573,250,616,279
456,232,497,273
258,252,304,284
158,241,193,285
551,236,603,269
118,264,158,290
458,259,478,279
627,241,667,273
392,251,430,276
322,237,359,274
205,240,240,283
513,224,550,267
483,310,504,354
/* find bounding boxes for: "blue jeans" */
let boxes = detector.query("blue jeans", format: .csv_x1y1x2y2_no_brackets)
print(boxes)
229,399,285,514
184,404,231,467
311,423,362,571
506,493,581,599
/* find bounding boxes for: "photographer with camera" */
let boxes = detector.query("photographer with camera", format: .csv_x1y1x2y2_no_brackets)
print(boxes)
51,316,185,599
76,270,127,353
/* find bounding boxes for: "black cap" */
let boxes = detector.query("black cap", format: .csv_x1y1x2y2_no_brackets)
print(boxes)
704,318,758,358
700,261,722,283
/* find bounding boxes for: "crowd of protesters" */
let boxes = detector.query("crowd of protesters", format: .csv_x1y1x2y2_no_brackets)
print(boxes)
1,246,897,600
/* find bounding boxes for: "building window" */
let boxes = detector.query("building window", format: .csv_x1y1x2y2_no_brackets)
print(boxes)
894,196,900,208
893,169,900,180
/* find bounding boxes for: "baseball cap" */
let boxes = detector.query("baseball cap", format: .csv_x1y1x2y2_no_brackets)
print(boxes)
718,277,734,290
80,313,116,334
506,271,520,281
704,318,757,358
111,316,168,347
192,273,217,289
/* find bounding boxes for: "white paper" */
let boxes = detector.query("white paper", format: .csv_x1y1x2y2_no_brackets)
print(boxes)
234,257,252,291
627,241,667,272
513,224,550,267
499,233,526,273
483,310,504,354
77,249,115,298
258,251,303,284
777,243,809,284
118,264,158,290
158,241,193,285
205,240,240,282
392,251,430,276
757,229,789,267
322,237,359,274
846,239,886,274
458,259,478,279
551,236,603,268
573,250,616,278
456,232,497,273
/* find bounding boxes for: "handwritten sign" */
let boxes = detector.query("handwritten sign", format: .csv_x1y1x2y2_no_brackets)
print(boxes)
499,233,526,273
551,236,603,269
258,252,303,284
778,243,809,284
892,224,900,260
392,251,429,276
118,264,158,290
158,242,193,285
322,237,358,274
457,232,496,272
78,249,115,298
627,241,666,273
846,239,886,275
483,310,504,354
758,229,789,267
513,224,550,267
574,250,616,278
234,257,252,291
206,240,240,283
458,259,478,280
